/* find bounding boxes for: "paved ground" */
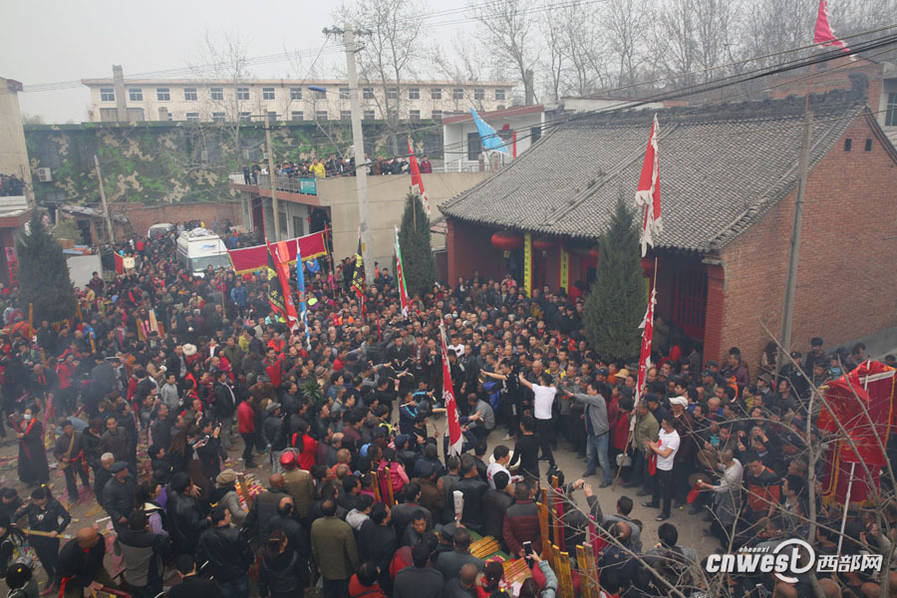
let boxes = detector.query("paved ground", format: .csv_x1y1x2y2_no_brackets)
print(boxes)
0,417,711,590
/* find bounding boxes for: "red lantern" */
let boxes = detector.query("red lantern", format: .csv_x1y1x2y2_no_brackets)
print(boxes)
589,246,600,258
532,238,556,252
490,231,523,251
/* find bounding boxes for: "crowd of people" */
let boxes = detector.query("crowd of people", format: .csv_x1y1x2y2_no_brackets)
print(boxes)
242,154,433,186
0,175,25,197
0,224,891,598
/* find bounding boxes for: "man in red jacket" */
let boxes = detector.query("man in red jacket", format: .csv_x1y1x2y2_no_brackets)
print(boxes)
502,481,542,558
238,398,257,468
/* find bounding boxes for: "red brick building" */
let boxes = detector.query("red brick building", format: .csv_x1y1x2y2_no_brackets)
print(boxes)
440,92,897,369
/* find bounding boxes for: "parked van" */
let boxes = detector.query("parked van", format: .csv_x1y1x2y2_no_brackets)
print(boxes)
176,228,230,277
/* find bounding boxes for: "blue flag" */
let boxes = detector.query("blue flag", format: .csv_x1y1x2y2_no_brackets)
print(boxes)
295,240,311,349
471,109,508,154
307,258,320,274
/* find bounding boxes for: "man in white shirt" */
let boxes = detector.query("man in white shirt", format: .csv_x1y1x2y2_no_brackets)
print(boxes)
642,415,680,521
486,445,512,489
518,372,557,468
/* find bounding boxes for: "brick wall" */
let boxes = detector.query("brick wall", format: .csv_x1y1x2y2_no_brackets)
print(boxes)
716,112,897,370
114,201,243,237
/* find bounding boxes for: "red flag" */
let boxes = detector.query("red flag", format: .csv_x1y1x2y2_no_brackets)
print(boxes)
814,0,852,57
635,115,661,257
267,240,299,331
440,321,463,455
635,288,656,405
407,137,431,217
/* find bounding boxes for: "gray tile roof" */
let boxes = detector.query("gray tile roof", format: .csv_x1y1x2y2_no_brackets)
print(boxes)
440,95,868,253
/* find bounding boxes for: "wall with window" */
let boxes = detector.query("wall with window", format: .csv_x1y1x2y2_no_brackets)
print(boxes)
85,80,514,123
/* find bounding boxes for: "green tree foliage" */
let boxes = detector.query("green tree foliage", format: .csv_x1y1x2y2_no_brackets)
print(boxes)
583,198,647,362
398,192,435,297
18,213,77,323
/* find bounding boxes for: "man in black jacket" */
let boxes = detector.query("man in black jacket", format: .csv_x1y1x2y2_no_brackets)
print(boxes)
166,472,210,555
102,462,136,528
168,555,222,598
243,474,288,545
198,506,253,598
453,456,488,533
115,511,170,598
482,471,514,544
57,528,113,598
393,542,444,598
212,370,237,450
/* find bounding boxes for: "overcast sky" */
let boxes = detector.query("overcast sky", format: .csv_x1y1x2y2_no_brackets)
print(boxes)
0,0,467,123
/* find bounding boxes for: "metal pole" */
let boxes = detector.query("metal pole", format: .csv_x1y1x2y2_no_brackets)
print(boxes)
343,26,374,281
264,117,280,241
93,155,114,243
837,461,856,556
779,108,813,367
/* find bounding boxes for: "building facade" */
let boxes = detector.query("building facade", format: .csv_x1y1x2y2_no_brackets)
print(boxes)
442,105,546,172
440,93,897,370
82,77,514,124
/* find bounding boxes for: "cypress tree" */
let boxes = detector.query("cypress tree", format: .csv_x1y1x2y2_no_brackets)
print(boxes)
398,192,435,297
583,197,647,362
17,213,77,323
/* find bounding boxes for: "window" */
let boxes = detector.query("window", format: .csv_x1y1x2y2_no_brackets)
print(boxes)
844,138,852,151
212,112,225,122
156,88,170,101
474,88,485,100
291,111,304,121
467,132,482,161
340,110,351,121
100,88,115,102
99,108,118,122
453,88,464,100
239,112,251,122
496,105,506,110
315,110,328,121
431,110,442,120
128,88,143,101
408,87,420,100
387,88,398,100
211,87,224,100
290,87,302,100
267,111,277,123
409,110,420,121
363,110,376,120
184,88,197,101
185,112,200,122
495,88,506,100
340,87,350,99
531,126,542,143
292,216,305,237
263,87,275,100
865,138,873,152
431,88,442,100
158,107,169,120
279,212,287,237
363,87,374,99
886,93,897,127
236,87,250,100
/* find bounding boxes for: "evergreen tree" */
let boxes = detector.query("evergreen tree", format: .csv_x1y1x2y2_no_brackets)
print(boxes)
17,213,77,323
398,192,435,297
583,197,647,362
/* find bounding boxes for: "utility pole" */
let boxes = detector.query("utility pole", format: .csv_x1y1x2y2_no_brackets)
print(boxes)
324,25,374,281
93,155,114,243
779,109,813,367
264,115,280,240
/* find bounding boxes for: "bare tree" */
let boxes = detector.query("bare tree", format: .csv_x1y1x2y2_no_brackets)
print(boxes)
603,0,650,89
337,0,423,154
559,0,608,96
541,12,566,102
472,0,536,103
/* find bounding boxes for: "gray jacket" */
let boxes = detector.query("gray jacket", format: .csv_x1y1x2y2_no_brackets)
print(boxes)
568,390,609,436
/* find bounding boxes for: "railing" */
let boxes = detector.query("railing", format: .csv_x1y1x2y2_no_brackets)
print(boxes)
250,174,318,195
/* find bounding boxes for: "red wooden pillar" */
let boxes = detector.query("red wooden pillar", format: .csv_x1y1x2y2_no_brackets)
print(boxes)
703,263,725,365
447,219,458,285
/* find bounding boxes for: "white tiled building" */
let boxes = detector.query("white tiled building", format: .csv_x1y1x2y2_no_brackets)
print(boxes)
82,77,514,123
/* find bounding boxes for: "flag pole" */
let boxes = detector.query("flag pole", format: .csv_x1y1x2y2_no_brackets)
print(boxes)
837,461,856,556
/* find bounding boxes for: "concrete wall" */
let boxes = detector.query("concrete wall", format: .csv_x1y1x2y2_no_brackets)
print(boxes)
716,112,897,371
0,78,32,186
113,201,243,237
319,172,487,265
443,112,544,172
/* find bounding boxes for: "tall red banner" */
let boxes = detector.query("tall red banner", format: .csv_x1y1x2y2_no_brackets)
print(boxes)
440,322,463,455
269,240,299,331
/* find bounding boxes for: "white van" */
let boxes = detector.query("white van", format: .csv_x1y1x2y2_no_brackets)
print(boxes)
176,228,230,277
